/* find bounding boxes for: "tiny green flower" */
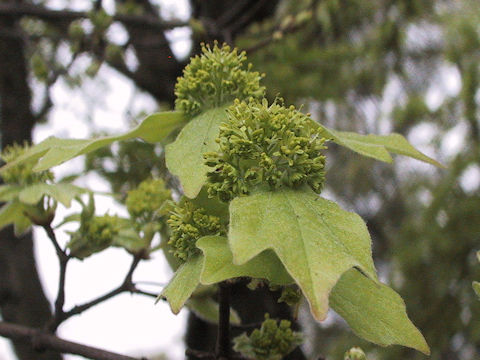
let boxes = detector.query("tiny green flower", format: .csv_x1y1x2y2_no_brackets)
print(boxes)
0,142,54,185
125,178,171,222
174,42,265,116
167,199,226,261
205,99,327,202
233,314,303,360
344,347,367,360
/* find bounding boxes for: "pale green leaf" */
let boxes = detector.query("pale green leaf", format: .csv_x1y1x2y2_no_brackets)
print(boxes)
0,201,31,235
186,297,241,325
0,112,185,173
229,188,377,321
0,185,22,202
197,236,293,286
18,183,85,207
113,227,147,254
330,268,430,355
314,122,443,167
159,254,204,314
473,281,480,299
165,107,228,198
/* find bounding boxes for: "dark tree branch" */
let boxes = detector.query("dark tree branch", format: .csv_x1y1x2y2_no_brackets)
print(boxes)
0,321,147,360
0,3,187,31
215,281,231,359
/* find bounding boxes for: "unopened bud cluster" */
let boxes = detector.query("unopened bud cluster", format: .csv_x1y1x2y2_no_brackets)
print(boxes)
233,314,303,360
174,42,265,116
205,99,327,202
0,143,54,185
68,215,120,259
125,178,171,222
168,200,225,261
344,347,367,360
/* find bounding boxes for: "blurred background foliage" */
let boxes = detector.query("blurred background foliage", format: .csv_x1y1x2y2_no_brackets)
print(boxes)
0,0,479,359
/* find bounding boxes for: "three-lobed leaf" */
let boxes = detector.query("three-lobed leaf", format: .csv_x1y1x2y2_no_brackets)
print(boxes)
165,107,227,198
228,188,378,321
330,268,430,355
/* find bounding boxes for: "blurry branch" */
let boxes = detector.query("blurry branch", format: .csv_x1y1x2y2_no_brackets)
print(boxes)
0,321,147,360
0,3,187,31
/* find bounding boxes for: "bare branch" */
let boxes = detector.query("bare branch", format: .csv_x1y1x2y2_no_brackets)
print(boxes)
0,321,146,360
0,3,187,31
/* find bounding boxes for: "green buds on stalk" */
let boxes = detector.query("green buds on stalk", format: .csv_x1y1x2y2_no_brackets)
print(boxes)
205,99,327,202
125,178,171,222
167,199,226,261
174,42,265,116
344,347,367,360
233,314,303,360
68,214,121,259
0,143,54,185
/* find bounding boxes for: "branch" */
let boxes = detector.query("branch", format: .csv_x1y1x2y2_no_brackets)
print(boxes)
0,321,146,360
0,3,187,31
62,255,142,320
42,225,70,333
216,281,231,359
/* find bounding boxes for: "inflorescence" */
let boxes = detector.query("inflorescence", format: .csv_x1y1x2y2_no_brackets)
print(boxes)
204,99,327,202
167,199,226,261
125,178,171,223
0,142,54,185
233,314,303,360
174,42,265,117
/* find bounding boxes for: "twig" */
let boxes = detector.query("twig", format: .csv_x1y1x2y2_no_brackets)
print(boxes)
62,255,141,320
42,224,70,333
216,281,231,359
0,321,146,360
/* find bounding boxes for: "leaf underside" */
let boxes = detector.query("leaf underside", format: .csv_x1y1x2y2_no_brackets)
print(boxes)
0,112,185,173
165,107,228,198
228,188,378,321
330,268,430,355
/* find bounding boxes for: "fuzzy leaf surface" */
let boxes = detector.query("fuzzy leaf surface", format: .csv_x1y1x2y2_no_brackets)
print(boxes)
0,112,185,173
330,268,430,354
229,188,377,321
314,123,443,167
165,107,227,198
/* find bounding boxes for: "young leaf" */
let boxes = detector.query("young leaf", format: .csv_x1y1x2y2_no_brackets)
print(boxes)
330,268,430,355
0,112,185,173
165,107,227,198
314,122,444,167
229,188,378,321
0,185,22,202
18,183,85,207
159,254,204,314
197,236,293,286
0,201,32,235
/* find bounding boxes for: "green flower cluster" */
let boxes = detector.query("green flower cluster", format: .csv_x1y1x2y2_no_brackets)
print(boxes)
205,99,327,202
68,215,121,259
233,314,303,360
125,178,171,222
174,42,265,116
167,200,225,261
0,143,54,185
344,347,367,360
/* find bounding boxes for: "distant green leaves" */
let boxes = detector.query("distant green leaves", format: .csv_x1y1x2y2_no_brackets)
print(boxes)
0,111,185,173
314,122,444,167
165,107,227,198
330,269,430,355
229,188,377,321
